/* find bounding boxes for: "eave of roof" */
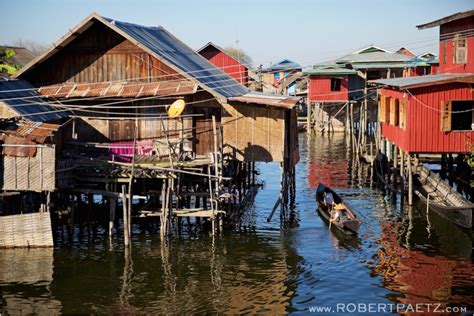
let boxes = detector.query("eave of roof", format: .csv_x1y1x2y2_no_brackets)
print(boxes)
370,73,474,89
228,92,299,109
416,9,474,29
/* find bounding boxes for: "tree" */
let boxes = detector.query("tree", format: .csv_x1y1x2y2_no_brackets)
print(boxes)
12,39,48,57
224,46,253,67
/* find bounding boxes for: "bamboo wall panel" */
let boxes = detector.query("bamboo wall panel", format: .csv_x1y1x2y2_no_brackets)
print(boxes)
1,147,55,191
222,103,285,162
0,212,54,248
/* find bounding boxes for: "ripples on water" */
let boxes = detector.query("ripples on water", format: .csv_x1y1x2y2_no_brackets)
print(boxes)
0,134,472,314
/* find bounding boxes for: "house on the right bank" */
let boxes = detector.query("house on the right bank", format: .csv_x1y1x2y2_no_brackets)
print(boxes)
372,10,474,154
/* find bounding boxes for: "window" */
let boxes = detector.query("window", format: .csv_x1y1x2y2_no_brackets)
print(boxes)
385,97,391,124
400,100,407,130
453,36,467,64
451,101,473,131
394,99,400,127
331,78,341,91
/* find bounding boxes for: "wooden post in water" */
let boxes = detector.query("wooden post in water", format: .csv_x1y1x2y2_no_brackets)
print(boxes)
307,102,312,134
109,196,116,237
121,185,130,246
407,154,413,205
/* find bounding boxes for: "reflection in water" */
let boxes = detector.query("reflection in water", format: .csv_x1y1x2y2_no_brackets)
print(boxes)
0,133,472,314
0,248,62,314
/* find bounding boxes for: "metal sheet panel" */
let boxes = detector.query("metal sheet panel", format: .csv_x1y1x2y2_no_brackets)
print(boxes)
0,79,68,122
103,17,248,98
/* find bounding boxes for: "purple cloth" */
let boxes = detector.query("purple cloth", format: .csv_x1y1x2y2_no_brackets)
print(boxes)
109,140,153,162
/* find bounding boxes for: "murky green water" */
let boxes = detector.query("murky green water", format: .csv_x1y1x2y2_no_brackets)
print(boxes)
1,134,472,314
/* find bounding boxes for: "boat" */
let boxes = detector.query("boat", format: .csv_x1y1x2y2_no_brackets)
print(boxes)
315,183,361,235
414,164,473,229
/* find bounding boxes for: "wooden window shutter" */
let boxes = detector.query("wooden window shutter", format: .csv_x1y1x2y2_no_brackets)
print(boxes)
440,101,452,132
400,100,407,130
380,96,385,123
390,98,395,126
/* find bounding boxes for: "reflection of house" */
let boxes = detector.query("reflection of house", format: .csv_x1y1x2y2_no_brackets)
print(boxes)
372,10,474,154
197,42,249,86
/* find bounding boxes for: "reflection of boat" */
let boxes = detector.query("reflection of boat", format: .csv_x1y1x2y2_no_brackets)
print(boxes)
414,164,473,228
316,183,360,235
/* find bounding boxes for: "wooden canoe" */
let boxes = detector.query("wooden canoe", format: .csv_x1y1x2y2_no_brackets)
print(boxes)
315,183,361,235
414,164,473,228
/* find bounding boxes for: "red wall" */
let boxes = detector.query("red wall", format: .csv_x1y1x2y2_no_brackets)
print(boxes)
439,16,474,74
380,83,474,153
308,75,349,102
199,46,248,85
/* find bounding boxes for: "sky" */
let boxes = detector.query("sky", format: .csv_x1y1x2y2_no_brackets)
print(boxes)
1,0,473,68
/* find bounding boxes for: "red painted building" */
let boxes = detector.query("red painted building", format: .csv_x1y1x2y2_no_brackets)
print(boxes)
304,66,358,103
419,12,474,74
197,42,248,85
373,10,474,154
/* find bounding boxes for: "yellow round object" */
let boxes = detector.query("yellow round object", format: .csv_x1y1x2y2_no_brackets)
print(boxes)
167,99,186,117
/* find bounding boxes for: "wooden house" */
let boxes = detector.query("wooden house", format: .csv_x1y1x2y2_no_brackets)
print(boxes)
13,13,299,166
373,10,474,154
197,42,249,86
260,59,301,88
3,13,300,240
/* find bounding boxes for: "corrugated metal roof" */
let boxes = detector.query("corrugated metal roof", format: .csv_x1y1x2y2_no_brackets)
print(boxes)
336,51,411,64
38,80,197,98
228,91,299,109
352,62,416,69
103,17,248,99
264,59,301,72
370,73,474,89
10,121,60,144
303,65,357,76
416,10,474,29
0,79,68,122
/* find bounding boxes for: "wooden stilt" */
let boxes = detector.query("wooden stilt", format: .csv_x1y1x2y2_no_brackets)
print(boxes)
122,185,130,246
109,196,116,236
407,154,413,206
307,102,312,134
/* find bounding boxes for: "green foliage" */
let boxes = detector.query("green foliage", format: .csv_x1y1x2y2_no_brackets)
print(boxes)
0,48,19,76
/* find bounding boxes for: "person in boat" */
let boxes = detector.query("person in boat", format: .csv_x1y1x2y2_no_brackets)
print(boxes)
324,191,335,209
330,204,347,223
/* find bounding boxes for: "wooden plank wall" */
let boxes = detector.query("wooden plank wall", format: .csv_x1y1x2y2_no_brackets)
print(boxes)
0,212,54,248
222,103,285,162
1,146,56,191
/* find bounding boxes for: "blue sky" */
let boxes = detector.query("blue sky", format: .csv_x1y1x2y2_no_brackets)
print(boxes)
1,0,472,68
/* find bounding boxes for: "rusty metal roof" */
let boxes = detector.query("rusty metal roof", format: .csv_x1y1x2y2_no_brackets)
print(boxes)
0,79,69,122
12,121,60,144
38,80,197,98
228,92,299,109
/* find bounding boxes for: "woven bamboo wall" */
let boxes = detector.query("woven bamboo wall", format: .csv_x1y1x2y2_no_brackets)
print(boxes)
222,103,285,162
0,212,54,248
1,146,55,191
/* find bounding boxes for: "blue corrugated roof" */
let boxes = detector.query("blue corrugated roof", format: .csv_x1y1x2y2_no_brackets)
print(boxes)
104,17,248,99
0,79,68,122
264,59,301,72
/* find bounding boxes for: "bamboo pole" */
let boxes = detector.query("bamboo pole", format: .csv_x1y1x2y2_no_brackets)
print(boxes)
109,196,116,237
121,185,129,246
